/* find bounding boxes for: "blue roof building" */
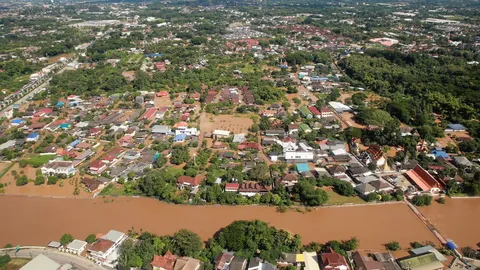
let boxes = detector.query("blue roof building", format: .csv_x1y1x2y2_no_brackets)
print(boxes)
69,139,81,148
173,134,187,142
10,119,24,125
56,101,64,107
446,123,466,132
296,163,310,173
431,150,450,160
26,132,40,141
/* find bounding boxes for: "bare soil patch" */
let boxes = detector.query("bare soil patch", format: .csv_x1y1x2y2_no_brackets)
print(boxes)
200,113,253,134
0,196,438,250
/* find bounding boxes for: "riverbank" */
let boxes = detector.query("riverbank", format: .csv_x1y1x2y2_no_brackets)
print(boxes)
0,195,438,250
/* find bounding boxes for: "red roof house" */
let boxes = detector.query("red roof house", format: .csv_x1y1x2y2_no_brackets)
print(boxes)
156,91,169,97
320,248,349,270
237,142,261,151
225,183,239,192
177,175,206,188
151,251,177,270
308,106,321,118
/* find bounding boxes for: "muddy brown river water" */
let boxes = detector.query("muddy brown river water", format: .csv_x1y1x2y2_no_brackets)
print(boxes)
0,196,444,250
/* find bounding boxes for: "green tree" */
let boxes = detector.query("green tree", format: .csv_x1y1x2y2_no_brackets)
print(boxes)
172,229,203,257
385,241,400,251
85,234,96,243
60,233,74,245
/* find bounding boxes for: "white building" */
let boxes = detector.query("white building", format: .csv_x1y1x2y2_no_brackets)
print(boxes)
213,129,231,138
41,161,75,177
88,230,127,268
66,239,87,255
175,126,199,136
285,151,314,162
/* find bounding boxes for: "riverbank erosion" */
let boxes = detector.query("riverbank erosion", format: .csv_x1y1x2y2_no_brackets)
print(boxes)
0,196,438,249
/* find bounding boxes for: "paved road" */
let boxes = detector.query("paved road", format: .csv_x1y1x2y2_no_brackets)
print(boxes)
4,248,108,270
0,63,70,113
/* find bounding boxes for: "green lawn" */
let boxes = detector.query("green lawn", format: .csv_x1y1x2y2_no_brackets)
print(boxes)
99,183,126,196
322,187,366,205
20,155,56,167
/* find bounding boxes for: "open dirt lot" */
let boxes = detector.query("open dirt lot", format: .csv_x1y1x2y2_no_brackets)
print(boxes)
0,196,438,250
419,198,480,249
0,163,91,198
340,112,366,129
199,113,254,134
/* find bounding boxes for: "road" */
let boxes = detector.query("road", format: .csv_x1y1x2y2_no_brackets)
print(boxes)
0,63,70,113
3,248,108,270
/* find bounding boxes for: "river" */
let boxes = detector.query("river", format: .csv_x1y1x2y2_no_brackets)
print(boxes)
0,196,438,250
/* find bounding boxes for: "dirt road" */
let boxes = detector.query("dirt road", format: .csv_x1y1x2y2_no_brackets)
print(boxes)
0,196,438,250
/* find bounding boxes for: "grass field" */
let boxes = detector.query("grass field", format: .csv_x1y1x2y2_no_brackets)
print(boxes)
0,163,14,180
4,258,30,270
99,183,125,196
20,155,56,168
322,187,366,205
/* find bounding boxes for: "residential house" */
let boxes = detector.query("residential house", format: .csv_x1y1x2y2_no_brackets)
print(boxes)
41,161,75,177
88,230,127,267
288,124,299,135
445,123,466,132
173,134,187,143
176,126,199,136
452,156,473,169
213,130,231,138
66,239,88,255
303,252,320,270
264,129,285,137
355,183,376,196
225,183,240,192
177,175,206,189
88,128,102,137
229,257,247,270
26,132,40,142
308,106,322,118
404,165,444,194
247,257,275,270
299,124,312,133
279,174,299,187
215,252,234,270
90,160,107,175
238,181,272,197
151,251,177,270
174,257,202,270
327,165,347,178
352,251,386,270
81,177,102,192
369,180,394,193
320,248,349,270
238,142,261,151
299,106,313,119
233,133,246,143
320,107,334,118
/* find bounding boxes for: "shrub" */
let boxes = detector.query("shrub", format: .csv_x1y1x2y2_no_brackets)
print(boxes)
385,241,401,251
35,175,45,185
412,195,432,206
15,176,28,186
48,176,59,185
0,254,11,268
436,197,446,204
